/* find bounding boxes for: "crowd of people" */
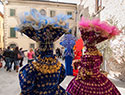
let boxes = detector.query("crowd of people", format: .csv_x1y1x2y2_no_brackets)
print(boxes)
0,45,73,73
0,47,36,72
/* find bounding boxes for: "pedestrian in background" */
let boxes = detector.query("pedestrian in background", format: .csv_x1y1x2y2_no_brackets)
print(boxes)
27,48,34,64
0,48,3,60
0,48,3,68
9,48,15,71
19,48,27,67
13,47,20,72
56,48,60,58
3,46,11,71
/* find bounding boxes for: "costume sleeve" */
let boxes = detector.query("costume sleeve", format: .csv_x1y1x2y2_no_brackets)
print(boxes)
19,63,36,95
73,59,81,70
58,64,66,84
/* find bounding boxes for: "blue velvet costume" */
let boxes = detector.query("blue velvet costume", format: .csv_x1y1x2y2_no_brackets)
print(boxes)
64,48,74,75
16,9,71,95
60,34,76,75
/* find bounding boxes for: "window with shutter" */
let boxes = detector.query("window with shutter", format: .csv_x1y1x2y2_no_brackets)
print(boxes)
10,28,16,38
30,43,35,49
50,10,56,17
10,9,15,16
67,12,73,19
0,21,2,28
0,35,1,43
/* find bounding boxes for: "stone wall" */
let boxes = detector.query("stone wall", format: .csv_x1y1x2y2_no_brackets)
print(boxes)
99,0,125,81
0,13,4,49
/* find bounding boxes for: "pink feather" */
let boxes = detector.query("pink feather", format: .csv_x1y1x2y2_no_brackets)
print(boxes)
79,16,121,37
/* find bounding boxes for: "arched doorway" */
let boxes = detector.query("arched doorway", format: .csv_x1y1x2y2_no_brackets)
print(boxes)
9,43,16,49
40,9,46,16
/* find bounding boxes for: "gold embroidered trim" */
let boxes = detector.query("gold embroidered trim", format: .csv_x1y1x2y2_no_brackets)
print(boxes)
72,59,81,63
32,58,61,74
85,50,102,56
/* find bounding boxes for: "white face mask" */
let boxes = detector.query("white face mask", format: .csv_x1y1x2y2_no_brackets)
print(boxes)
82,47,86,55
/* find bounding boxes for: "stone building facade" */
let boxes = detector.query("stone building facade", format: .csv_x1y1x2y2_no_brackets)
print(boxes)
99,0,125,81
2,0,77,51
0,12,4,49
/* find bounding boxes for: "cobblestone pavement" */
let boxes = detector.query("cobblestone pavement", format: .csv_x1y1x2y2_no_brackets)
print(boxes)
0,58,125,95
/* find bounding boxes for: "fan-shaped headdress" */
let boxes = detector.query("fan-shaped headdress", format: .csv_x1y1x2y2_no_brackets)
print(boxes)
16,8,71,57
79,17,121,45
16,8,71,42
60,32,76,57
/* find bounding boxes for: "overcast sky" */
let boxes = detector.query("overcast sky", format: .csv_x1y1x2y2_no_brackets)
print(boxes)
0,2,3,14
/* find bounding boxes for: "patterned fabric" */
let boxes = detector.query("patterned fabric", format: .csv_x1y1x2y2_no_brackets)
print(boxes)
19,25,66,43
19,62,70,95
66,46,121,95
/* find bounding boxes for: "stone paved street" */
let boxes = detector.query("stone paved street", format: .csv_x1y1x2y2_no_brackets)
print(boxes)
0,58,125,95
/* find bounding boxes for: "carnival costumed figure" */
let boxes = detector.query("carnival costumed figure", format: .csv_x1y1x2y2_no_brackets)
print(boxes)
16,8,71,95
60,33,76,76
66,17,121,95
73,38,83,76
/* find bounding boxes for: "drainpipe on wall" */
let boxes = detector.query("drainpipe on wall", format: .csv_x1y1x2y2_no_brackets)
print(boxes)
1,0,8,49
76,0,84,38
0,0,5,49
92,6,105,17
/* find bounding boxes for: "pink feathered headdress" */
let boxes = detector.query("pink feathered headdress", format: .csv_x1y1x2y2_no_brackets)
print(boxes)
79,17,121,38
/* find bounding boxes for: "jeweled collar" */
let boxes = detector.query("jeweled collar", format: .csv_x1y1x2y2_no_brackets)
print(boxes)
32,56,62,74
35,55,58,65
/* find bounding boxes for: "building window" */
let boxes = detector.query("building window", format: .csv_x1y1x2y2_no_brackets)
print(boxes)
95,0,102,12
40,9,46,16
74,27,77,37
67,12,73,19
10,9,15,16
0,21,2,28
0,21,2,29
10,28,16,38
50,10,56,17
30,43,35,49
0,35,1,43
80,14,83,19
